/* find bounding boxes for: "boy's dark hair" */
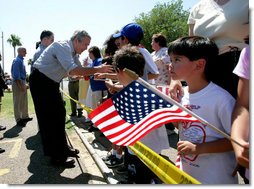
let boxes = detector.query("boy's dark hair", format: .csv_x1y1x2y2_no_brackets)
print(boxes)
40,30,54,41
168,36,219,81
88,46,101,59
152,33,167,47
113,45,145,77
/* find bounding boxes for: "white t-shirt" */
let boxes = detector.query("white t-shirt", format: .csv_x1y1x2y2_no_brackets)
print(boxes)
177,82,238,184
233,46,250,80
188,0,248,54
139,47,159,81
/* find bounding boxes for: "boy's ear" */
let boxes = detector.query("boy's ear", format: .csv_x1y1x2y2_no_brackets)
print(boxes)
195,59,206,70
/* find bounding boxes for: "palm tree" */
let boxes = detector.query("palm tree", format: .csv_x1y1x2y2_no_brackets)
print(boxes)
7,34,22,57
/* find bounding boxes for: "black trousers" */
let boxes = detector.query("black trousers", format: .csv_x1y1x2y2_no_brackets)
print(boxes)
29,69,69,159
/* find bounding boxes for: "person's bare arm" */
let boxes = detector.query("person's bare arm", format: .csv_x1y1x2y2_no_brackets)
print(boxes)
147,73,159,80
69,64,113,76
177,138,233,155
188,24,195,36
94,72,118,80
231,78,249,168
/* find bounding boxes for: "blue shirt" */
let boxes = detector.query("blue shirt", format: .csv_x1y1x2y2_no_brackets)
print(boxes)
11,55,26,81
33,40,79,83
89,58,107,91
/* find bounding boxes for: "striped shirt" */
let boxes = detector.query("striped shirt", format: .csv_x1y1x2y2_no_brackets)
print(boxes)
33,40,79,83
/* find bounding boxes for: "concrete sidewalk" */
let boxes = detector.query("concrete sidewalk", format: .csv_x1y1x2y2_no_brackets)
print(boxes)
0,113,179,184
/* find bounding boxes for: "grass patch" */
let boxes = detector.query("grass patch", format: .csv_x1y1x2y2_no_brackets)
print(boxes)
1,90,72,119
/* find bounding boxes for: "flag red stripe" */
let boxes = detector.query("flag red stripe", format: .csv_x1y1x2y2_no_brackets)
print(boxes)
110,108,196,145
100,119,127,133
93,110,119,127
105,107,183,140
109,111,180,142
121,114,192,146
88,98,113,119
106,123,134,139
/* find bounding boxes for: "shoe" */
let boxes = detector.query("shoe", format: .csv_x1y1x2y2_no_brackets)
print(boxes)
0,125,6,131
69,113,76,117
100,132,105,137
115,164,128,175
116,180,129,184
22,117,33,123
16,120,26,127
50,157,75,168
66,148,80,157
105,156,123,168
77,109,83,117
88,125,99,132
117,180,135,184
83,120,93,127
102,153,115,162
0,148,5,154
150,178,163,184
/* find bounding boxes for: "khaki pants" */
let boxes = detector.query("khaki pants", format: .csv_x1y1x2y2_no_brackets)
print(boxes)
12,81,29,122
68,80,80,114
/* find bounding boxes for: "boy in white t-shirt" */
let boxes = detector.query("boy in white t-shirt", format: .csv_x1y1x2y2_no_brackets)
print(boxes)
168,36,238,184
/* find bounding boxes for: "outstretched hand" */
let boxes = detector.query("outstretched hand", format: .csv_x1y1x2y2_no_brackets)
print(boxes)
94,73,106,80
98,63,114,73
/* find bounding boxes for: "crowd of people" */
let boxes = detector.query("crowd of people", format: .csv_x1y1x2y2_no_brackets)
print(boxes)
0,0,249,184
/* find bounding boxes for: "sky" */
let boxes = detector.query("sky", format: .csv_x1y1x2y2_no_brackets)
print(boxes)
0,0,199,74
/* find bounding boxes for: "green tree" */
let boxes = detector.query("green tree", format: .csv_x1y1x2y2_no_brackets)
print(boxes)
134,0,189,52
7,34,22,58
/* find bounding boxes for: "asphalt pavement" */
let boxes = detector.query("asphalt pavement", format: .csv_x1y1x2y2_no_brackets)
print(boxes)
0,114,107,184
0,111,179,185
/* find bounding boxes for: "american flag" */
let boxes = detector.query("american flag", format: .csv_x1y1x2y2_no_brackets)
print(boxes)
88,81,199,146
156,85,170,95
